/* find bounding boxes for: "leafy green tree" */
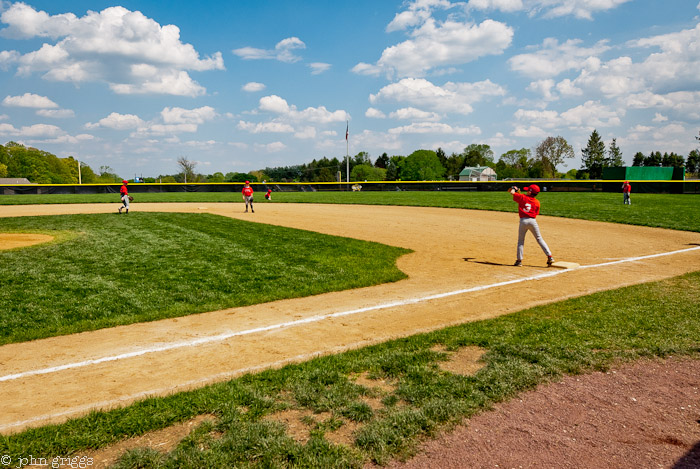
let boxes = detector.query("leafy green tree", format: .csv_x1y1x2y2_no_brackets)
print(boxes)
686,149,700,174
226,172,258,182
580,130,606,178
607,138,624,167
400,150,445,181
351,164,386,181
385,155,406,181
462,144,494,167
317,167,336,182
0,162,7,178
207,172,226,182
444,152,465,180
79,163,98,183
536,136,574,177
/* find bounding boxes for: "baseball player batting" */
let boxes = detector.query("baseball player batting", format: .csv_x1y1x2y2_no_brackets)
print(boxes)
509,184,554,267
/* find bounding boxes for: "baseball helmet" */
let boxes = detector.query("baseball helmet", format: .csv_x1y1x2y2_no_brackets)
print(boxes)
524,184,540,195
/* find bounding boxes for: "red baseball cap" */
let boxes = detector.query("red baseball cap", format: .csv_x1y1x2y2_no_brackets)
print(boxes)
122,180,128,184
524,184,540,195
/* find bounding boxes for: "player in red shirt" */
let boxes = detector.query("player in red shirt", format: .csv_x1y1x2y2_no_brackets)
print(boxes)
265,189,272,200
622,180,631,205
509,184,553,267
118,180,129,214
242,180,254,213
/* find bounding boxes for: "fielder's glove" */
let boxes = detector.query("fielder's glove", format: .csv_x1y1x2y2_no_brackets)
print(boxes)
128,196,134,202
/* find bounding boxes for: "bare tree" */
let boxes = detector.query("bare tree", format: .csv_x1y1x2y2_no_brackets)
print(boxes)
177,156,197,183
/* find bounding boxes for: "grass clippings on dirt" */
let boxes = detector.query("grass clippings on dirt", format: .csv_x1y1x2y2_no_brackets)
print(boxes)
2,270,699,468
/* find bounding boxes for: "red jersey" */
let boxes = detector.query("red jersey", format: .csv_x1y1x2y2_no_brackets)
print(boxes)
622,182,631,193
513,192,540,218
120,184,128,196
242,186,253,197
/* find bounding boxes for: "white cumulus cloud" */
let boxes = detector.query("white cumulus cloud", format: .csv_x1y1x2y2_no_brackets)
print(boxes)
1,4,224,97
3,93,58,108
85,112,145,130
370,78,505,115
509,38,610,78
242,82,266,92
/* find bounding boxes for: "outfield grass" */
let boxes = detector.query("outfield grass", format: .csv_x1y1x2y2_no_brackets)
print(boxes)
0,212,409,345
1,191,699,232
2,271,698,467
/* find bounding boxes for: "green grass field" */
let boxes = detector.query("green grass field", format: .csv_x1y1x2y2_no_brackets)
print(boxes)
1,192,698,468
0,212,408,345
2,272,698,467
2,191,699,232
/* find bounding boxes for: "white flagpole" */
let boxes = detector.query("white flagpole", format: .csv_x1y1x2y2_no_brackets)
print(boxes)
345,121,349,184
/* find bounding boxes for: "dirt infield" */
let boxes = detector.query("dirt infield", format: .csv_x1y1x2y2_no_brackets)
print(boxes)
1,202,699,436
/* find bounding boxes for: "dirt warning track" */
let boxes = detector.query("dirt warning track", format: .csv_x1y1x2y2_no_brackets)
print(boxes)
1,202,698,433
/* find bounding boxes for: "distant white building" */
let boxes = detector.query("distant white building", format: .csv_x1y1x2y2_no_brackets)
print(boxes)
458,166,497,181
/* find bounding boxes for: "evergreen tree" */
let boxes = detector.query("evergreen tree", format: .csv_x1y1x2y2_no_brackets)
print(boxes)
375,152,389,169
580,129,607,178
644,151,662,167
607,138,624,167
632,152,645,166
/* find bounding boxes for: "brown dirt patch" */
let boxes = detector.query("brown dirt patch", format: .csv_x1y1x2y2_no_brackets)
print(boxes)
0,232,53,250
432,345,487,376
77,414,217,469
263,409,332,444
384,357,700,469
353,372,398,394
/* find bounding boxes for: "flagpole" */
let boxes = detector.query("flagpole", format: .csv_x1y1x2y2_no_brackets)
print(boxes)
345,120,349,184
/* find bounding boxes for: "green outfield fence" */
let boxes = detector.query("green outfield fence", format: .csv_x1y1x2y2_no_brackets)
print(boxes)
1,179,699,195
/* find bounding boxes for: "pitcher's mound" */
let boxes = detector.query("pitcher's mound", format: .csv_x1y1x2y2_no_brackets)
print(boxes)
0,233,54,250
550,261,580,269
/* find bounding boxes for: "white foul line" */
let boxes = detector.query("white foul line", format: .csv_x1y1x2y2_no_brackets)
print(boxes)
1,245,698,385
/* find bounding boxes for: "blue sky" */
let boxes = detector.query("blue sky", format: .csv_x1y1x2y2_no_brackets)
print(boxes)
1,0,699,179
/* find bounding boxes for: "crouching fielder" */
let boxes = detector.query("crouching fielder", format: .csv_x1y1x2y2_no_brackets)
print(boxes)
509,184,553,267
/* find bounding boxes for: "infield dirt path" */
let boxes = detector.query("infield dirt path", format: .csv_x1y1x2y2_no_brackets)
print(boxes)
1,202,699,434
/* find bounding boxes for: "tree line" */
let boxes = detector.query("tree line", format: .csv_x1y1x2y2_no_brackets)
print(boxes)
2,129,698,184
0,141,121,184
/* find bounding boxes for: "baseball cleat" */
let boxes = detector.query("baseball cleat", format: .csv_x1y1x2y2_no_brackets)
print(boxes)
513,260,522,267
547,256,554,266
